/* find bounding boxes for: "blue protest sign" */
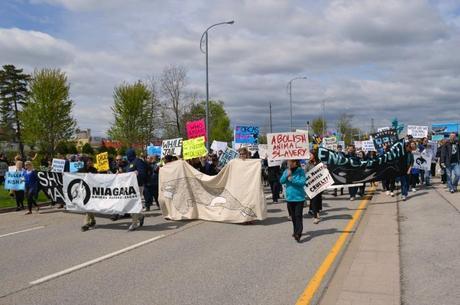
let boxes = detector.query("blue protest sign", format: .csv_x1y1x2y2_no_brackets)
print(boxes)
147,146,162,156
234,126,259,144
5,171,25,191
69,161,84,173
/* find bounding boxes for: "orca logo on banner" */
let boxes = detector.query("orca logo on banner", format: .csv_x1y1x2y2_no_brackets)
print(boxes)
67,179,91,205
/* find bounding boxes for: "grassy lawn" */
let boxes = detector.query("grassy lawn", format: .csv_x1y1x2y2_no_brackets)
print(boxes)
0,187,49,209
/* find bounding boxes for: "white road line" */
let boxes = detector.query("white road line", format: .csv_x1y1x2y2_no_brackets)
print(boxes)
0,226,45,238
30,234,166,285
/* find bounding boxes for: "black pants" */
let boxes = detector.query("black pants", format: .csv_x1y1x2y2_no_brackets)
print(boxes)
27,189,38,212
310,193,322,217
143,185,159,208
269,180,280,203
287,201,304,237
409,174,419,188
15,190,25,209
431,163,436,177
384,178,395,192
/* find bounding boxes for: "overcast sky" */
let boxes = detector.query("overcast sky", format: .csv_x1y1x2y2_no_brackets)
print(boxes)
1,0,459,136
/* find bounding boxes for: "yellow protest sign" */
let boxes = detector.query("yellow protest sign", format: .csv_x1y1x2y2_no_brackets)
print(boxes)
96,152,110,172
183,136,208,160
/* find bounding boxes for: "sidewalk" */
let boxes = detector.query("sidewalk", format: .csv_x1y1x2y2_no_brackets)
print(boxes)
319,189,400,305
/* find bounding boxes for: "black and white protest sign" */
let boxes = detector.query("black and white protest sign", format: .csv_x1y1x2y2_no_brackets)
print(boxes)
362,140,376,152
318,140,406,184
412,150,432,171
63,172,142,214
305,163,334,199
371,129,399,151
161,138,183,158
218,147,239,168
37,171,65,204
407,125,428,138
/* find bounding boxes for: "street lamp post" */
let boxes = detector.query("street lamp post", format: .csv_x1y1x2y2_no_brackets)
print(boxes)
287,76,307,131
200,20,234,150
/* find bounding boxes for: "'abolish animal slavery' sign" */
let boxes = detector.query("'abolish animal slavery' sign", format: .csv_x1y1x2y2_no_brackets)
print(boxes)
63,172,142,214
318,140,406,184
305,163,334,199
267,132,310,161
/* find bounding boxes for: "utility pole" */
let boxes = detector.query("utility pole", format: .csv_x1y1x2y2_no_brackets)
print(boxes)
322,100,326,137
269,102,273,133
370,118,375,134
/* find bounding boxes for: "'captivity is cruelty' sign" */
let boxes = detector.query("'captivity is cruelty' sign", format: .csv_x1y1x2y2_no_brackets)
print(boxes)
267,132,310,161
305,163,334,199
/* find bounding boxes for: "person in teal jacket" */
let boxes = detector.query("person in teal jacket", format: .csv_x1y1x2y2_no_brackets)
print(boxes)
280,159,307,242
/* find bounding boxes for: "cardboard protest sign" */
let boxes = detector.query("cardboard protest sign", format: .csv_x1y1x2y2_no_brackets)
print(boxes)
186,119,206,139
37,171,64,204
407,125,428,138
234,126,259,144
51,159,66,173
159,159,266,223
318,140,406,184
371,129,399,151
258,144,268,158
161,138,183,158
412,150,432,171
210,141,228,153
218,147,239,168
354,141,363,150
322,136,337,151
362,140,376,152
182,136,208,160
4,171,25,190
267,132,310,161
305,163,334,199
64,172,142,214
96,152,110,172
69,161,84,173
147,145,162,156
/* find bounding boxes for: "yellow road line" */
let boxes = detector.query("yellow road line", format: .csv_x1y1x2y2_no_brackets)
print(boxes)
295,186,376,305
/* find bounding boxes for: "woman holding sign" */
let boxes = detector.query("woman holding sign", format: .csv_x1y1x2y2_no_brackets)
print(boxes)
280,160,307,243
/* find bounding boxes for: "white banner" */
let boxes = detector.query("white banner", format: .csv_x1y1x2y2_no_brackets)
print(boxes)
407,125,428,138
305,163,334,199
412,150,432,171
63,172,142,214
159,159,266,223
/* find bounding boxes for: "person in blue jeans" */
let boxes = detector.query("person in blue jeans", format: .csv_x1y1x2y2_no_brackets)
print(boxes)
400,141,415,201
441,133,460,193
280,159,307,243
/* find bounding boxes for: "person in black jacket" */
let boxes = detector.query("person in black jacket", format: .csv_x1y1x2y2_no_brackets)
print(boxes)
440,133,460,193
267,164,281,203
144,155,160,211
125,148,147,231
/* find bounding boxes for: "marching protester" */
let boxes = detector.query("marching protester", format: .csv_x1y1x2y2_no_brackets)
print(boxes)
24,161,39,214
438,139,447,184
80,157,98,232
441,132,460,193
409,141,420,192
238,147,250,160
13,161,26,211
144,155,160,211
267,163,281,204
400,141,415,201
346,145,359,201
280,159,307,242
305,151,322,224
332,145,344,197
125,148,146,231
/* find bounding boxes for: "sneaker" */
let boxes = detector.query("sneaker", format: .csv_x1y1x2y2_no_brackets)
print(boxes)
402,196,406,201
88,221,96,229
81,225,90,232
287,216,292,221
128,223,139,231
390,192,394,197
450,189,455,194
313,218,320,224
139,215,145,227
350,197,355,201
386,191,390,196
412,188,416,192
24,211,32,215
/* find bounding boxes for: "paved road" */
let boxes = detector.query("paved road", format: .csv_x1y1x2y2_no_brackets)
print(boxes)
399,180,460,305
0,189,364,305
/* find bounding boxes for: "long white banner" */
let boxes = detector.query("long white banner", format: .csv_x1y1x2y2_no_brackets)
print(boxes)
63,172,142,214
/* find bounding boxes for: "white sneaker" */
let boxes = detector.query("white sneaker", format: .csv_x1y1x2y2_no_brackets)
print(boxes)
412,188,416,192
390,192,394,197
402,196,406,201
313,218,320,224
386,191,390,196
350,197,355,201
128,223,139,231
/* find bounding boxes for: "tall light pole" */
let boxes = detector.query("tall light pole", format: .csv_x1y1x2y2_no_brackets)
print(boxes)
200,20,234,150
287,76,307,131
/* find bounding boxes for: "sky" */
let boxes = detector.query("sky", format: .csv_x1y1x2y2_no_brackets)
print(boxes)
1,0,459,136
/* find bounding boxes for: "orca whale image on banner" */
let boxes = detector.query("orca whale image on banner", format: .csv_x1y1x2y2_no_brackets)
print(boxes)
318,140,406,184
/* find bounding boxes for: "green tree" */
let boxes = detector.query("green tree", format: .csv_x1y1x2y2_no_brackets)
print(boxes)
336,113,358,145
108,81,151,147
81,143,94,155
0,65,31,158
21,69,76,157
181,100,233,143
311,117,327,136
55,141,69,155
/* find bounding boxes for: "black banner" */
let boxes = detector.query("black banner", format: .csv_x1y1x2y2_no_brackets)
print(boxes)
371,129,399,151
37,171,65,204
318,140,406,184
